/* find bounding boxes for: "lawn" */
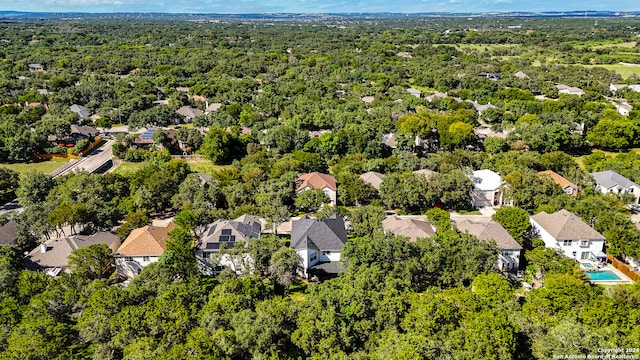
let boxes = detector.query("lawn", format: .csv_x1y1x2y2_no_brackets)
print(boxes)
0,158,70,174
575,148,640,169
110,158,232,175
579,63,640,79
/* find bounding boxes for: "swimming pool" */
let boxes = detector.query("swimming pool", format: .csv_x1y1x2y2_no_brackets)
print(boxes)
581,263,594,269
586,270,622,281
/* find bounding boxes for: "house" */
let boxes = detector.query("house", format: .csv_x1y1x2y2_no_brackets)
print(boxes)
28,63,44,72
413,169,437,179
471,101,498,115
382,133,397,149
133,128,177,150
478,72,500,81
48,124,99,144
469,169,503,208
0,220,18,246
204,102,223,114
610,84,640,93
359,171,385,191
382,215,435,242
538,170,579,196
296,172,337,206
513,71,530,80
613,101,633,116
454,219,522,271
176,106,203,122
196,215,262,274
592,170,640,204
426,92,448,102
115,221,176,278
406,88,422,98
290,215,348,278
25,232,120,276
530,209,606,262
556,84,584,96
69,104,91,120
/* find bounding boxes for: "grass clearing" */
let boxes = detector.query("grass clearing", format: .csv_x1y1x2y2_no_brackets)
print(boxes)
111,158,232,175
0,158,70,174
579,63,640,79
111,160,148,175
575,148,640,169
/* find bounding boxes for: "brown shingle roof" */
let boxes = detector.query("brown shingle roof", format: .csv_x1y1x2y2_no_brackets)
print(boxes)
531,209,604,241
359,171,385,190
455,219,522,250
296,172,337,192
117,222,177,256
382,215,436,242
538,170,578,192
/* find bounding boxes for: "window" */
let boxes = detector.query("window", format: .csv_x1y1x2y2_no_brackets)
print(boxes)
572,251,577,258
143,256,150,262
221,229,232,235
124,256,133,262
563,240,572,246
310,254,317,262
581,252,590,260
580,240,588,247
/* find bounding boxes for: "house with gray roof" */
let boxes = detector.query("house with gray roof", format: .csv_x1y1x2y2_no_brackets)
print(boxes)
290,215,347,278
197,214,262,274
592,170,640,204
69,104,91,120
25,232,120,276
176,106,203,122
530,209,606,262
454,219,522,272
359,171,385,191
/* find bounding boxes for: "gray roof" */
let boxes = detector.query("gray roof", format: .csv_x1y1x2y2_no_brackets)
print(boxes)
25,232,120,271
70,104,90,119
531,209,605,241
70,124,98,137
176,106,203,119
455,219,522,250
291,215,347,251
0,220,18,245
199,215,261,251
360,171,384,190
591,170,639,190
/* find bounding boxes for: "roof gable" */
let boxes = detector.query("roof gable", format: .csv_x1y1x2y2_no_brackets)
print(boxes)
538,170,578,190
382,215,435,241
117,222,176,256
591,170,639,190
455,220,522,250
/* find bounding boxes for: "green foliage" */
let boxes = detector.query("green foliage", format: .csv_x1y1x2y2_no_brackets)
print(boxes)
349,205,385,238
68,244,113,280
492,206,531,245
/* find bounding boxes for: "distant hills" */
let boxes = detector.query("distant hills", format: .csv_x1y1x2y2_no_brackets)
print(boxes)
0,10,639,21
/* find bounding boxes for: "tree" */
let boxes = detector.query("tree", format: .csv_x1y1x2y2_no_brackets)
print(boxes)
427,170,473,210
492,206,531,245
117,211,150,238
161,226,198,279
68,244,113,280
267,247,301,293
337,173,377,206
380,172,430,212
201,126,231,164
15,171,53,207
349,204,385,237
295,189,329,213
586,110,638,150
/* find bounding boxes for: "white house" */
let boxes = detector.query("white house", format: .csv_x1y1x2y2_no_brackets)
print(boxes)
591,170,640,204
295,172,337,206
530,209,606,262
610,84,640,93
469,169,503,208
556,84,584,96
115,221,176,278
290,215,347,279
454,219,522,272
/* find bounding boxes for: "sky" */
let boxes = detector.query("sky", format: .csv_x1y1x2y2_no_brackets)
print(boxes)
1,0,638,14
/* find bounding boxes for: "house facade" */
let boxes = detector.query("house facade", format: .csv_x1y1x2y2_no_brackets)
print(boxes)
295,172,337,206
592,170,640,204
530,209,606,262
455,219,522,272
469,169,503,208
115,221,176,278
290,215,347,278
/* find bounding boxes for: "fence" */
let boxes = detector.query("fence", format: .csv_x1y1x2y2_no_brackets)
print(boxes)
607,253,639,282
34,136,103,160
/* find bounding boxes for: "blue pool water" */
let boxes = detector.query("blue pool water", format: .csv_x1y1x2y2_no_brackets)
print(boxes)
581,263,594,269
586,270,622,281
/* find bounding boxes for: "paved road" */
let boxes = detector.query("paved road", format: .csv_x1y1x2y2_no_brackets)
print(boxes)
0,200,22,216
53,139,115,177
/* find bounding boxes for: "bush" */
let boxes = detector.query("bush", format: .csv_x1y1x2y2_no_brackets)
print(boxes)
124,148,147,162
68,139,91,155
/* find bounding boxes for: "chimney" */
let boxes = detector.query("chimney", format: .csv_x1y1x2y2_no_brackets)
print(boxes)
40,243,48,253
